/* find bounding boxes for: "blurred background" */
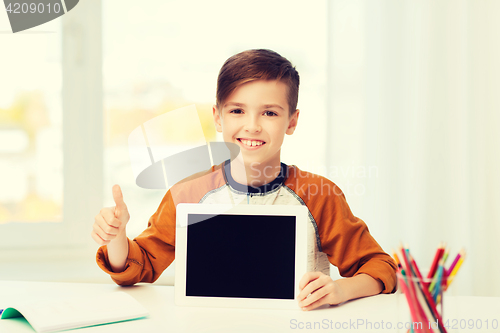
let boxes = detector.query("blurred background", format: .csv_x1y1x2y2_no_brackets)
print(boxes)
0,0,498,297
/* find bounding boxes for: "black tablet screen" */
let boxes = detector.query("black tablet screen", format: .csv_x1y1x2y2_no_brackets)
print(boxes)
185,213,296,299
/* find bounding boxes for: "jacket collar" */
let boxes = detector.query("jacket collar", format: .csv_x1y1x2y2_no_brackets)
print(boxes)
223,159,288,194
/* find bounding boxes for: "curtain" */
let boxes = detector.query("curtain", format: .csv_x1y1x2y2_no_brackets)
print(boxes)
328,0,500,296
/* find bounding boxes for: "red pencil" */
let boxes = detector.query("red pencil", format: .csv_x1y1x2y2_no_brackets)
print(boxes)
411,255,424,281
402,246,429,333
427,243,444,281
398,271,425,333
412,257,448,333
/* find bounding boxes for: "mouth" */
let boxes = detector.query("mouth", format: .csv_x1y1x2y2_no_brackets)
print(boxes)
237,138,266,148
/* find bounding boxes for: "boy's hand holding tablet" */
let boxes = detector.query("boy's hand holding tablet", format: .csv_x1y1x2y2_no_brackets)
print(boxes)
298,272,384,311
298,272,347,310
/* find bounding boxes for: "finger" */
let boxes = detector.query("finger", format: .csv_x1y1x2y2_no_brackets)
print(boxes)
96,211,121,231
299,285,329,308
91,230,109,245
93,220,118,242
99,207,117,226
91,230,110,246
299,271,321,290
112,185,127,216
298,275,325,301
301,293,329,311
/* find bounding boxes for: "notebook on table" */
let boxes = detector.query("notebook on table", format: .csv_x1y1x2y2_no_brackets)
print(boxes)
0,291,149,333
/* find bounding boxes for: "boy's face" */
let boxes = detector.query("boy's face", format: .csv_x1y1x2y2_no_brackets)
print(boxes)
213,79,299,168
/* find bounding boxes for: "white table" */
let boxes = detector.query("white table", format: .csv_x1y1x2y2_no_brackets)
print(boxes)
1,281,499,332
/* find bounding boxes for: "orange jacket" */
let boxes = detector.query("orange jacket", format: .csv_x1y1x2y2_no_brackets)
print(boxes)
97,161,397,293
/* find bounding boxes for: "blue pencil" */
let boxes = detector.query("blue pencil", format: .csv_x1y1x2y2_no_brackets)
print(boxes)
433,259,445,303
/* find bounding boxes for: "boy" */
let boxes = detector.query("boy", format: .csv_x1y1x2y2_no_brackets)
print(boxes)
92,49,397,311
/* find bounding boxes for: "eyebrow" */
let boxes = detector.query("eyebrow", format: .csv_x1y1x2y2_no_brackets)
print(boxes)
224,102,285,111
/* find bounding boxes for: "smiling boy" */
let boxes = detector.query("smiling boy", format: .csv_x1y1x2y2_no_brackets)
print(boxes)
213,79,295,188
93,49,397,311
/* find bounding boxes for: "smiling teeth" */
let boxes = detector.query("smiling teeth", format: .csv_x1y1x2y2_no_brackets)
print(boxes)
241,140,264,147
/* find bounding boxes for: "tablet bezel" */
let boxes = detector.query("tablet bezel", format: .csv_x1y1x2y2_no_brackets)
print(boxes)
175,203,308,309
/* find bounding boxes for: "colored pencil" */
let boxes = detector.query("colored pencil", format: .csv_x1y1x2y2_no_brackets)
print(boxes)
397,244,466,333
410,257,447,333
398,272,420,332
400,246,426,332
432,259,445,303
404,246,434,332
442,248,450,265
426,243,444,283
446,253,465,289
410,255,424,281
446,248,464,276
393,249,402,268
399,270,426,333
428,270,439,294
413,278,441,333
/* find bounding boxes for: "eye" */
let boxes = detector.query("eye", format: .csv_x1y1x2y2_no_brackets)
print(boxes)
264,111,278,117
230,109,243,114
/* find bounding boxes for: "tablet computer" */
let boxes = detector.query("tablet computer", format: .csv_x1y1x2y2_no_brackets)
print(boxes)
175,203,308,309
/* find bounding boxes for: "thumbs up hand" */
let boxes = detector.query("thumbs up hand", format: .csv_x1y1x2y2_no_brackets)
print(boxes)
91,185,130,246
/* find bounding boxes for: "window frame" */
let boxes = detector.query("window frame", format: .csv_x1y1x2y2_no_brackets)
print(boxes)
0,1,103,258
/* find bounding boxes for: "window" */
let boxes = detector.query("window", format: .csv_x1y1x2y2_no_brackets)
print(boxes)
0,1,102,251
0,20,62,225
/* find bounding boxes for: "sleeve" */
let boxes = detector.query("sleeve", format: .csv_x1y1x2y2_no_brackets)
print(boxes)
96,190,176,286
311,181,397,294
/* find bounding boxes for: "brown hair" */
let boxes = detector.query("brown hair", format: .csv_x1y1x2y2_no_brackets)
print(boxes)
216,49,300,117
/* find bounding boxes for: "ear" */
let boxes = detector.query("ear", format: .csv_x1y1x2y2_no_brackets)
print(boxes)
213,104,222,133
286,109,299,135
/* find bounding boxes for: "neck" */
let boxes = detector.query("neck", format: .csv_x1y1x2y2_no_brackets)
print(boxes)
229,156,282,188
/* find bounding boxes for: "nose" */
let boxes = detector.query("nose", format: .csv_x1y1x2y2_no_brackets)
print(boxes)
244,114,261,133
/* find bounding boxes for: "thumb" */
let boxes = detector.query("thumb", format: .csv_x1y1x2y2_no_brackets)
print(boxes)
112,184,127,216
